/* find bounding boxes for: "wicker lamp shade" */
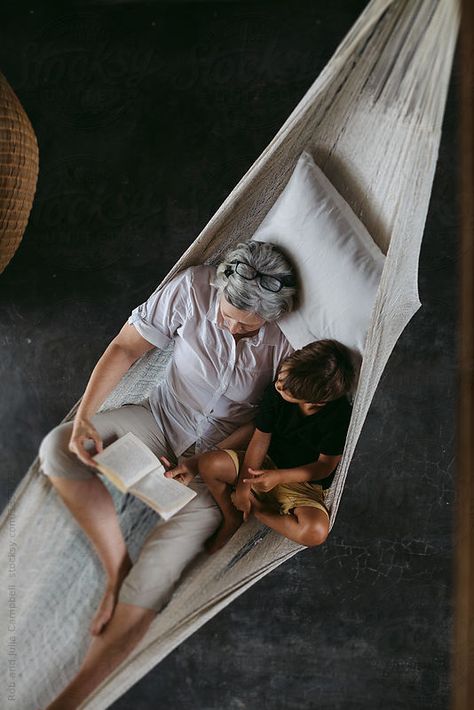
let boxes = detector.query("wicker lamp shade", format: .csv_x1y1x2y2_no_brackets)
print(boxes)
0,71,39,274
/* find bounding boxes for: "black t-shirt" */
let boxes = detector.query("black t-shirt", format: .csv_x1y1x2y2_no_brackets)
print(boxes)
255,382,352,489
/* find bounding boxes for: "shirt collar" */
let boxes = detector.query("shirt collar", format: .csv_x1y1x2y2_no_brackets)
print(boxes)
206,283,283,347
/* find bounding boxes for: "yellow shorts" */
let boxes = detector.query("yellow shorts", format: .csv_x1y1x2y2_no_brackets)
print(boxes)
222,449,330,521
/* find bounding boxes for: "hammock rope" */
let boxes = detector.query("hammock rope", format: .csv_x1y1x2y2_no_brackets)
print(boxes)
0,1,459,707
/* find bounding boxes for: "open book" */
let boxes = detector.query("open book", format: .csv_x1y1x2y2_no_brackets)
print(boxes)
93,432,196,520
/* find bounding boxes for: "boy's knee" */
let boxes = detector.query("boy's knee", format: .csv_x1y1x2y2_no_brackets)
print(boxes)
198,451,225,481
300,519,329,547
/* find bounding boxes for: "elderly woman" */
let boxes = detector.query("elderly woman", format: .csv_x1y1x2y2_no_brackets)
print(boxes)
40,240,296,710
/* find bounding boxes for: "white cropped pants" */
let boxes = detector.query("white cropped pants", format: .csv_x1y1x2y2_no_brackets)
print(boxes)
38,399,222,611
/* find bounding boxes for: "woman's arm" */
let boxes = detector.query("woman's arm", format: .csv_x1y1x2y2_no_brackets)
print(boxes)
70,323,155,466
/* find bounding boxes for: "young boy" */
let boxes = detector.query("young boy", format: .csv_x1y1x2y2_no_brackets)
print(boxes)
201,339,357,551
166,340,355,553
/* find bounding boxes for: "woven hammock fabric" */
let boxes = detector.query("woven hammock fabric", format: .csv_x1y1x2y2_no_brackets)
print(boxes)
0,1,459,708
0,72,39,273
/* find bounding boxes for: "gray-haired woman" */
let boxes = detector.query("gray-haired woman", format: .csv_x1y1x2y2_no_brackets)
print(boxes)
41,240,296,710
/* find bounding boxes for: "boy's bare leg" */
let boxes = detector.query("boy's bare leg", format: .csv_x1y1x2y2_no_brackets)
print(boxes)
44,602,155,710
198,451,242,553
49,475,132,635
251,498,329,547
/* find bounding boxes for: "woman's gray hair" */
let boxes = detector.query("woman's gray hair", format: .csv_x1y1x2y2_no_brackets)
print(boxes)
215,241,297,321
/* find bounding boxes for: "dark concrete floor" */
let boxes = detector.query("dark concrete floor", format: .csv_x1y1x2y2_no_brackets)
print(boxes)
0,2,457,709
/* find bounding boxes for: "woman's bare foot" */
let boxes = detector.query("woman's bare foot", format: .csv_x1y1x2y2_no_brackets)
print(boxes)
90,555,133,635
205,512,243,554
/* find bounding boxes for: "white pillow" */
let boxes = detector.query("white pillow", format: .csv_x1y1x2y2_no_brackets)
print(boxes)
253,151,385,356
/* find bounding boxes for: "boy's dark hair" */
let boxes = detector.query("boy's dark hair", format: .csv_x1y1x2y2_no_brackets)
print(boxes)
279,340,356,403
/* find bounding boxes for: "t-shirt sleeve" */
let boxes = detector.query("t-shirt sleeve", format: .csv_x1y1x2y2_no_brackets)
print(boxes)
318,400,352,456
128,269,192,349
255,382,278,433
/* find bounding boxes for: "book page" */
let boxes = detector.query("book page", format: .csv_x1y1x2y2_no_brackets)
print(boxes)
93,432,161,490
131,470,196,520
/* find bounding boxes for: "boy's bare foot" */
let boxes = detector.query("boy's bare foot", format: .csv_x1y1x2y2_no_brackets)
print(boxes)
249,492,276,515
249,494,265,513
205,513,242,554
90,555,132,635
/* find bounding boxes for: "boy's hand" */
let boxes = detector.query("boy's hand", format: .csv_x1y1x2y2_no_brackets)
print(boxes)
162,455,199,486
243,468,281,492
231,486,252,520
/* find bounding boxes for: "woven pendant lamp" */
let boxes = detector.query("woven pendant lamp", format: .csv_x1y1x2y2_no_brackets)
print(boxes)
0,71,39,273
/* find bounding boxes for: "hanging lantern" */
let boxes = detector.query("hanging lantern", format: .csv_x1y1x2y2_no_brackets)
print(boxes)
0,71,39,274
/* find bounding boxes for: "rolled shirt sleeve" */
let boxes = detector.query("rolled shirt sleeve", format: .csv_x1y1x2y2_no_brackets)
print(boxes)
128,270,192,349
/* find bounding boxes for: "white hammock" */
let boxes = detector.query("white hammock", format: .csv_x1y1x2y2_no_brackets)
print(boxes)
0,1,459,707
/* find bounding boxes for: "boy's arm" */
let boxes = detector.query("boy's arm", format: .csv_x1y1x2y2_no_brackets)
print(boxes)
232,428,272,519
238,428,272,482
244,453,341,492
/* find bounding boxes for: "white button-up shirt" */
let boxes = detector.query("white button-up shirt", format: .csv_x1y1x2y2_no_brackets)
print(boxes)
128,265,293,455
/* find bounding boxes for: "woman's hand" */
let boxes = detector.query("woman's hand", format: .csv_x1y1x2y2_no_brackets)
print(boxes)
162,455,199,486
242,468,281,492
231,486,252,520
68,418,103,467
